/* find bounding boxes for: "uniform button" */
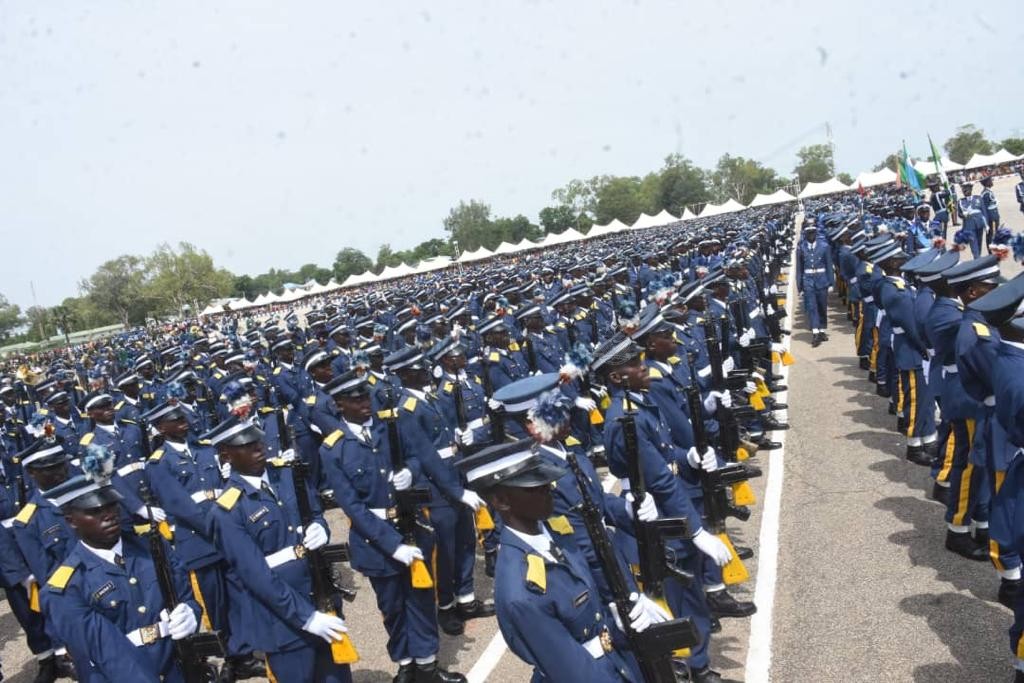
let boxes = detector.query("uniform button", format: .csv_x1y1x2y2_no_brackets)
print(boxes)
288,526,294,532
137,605,147,614
277,501,283,507
129,577,137,584
583,627,589,636
110,600,117,607
263,521,269,526
595,613,601,621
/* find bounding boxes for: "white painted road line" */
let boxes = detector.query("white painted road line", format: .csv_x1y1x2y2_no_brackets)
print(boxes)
744,229,799,682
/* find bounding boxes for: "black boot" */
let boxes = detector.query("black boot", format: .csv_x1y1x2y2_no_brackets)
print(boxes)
484,549,497,578
906,445,933,467
868,370,876,383
55,654,76,680
859,357,871,370
974,526,990,547
762,415,790,431
705,589,757,618
709,616,722,633
735,545,754,560
32,656,58,683
896,416,907,434
819,331,829,341
455,599,495,621
768,383,787,393
1016,669,1024,683
931,482,950,506
414,662,467,683
999,578,1022,609
887,402,897,415
945,530,989,561
690,665,723,682
876,384,890,398
756,438,782,451
438,606,465,636
923,440,941,468
811,333,822,348
223,654,265,681
393,663,416,683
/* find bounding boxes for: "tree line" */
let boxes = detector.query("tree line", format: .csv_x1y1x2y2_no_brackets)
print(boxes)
1,123,1015,344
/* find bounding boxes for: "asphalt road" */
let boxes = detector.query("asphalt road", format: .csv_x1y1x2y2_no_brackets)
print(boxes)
1,175,1022,682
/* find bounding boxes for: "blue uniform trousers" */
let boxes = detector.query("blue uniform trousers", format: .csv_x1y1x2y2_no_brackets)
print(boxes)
367,573,439,662
897,369,937,439
5,583,52,654
265,637,352,683
664,554,712,670
944,419,988,526
802,286,828,331
430,503,476,608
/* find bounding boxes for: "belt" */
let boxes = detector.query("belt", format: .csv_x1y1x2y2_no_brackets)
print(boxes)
466,417,486,430
863,296,874,303
984,396,996,407
370,507,398,521
849,276,858,284
438,446,456,459
117,461,146,477
892,327,905,334
265,544,306,569
582,629,613,659
1,517,15,529
126,620,171,647
697,365,712,378
942,364,958,374
190,489,221,504
749,309,762,318
804,268,825,274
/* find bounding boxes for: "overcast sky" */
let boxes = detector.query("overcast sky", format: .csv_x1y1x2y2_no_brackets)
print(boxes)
2,0,1020,308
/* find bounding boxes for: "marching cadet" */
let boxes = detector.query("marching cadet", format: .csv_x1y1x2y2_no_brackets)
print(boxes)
456,438,662,683
135,357,162,412
928,178,952,235
111,371,143,424
41,452,202,682
1016,169,1024,217
517,305,566,374
795,223,834,346
318,369,467,683
206,415,352,682
956,182,987,259
479,317,530,393
270,337,303,409
143,400,265,681
979,175,1000,251
42,390,85,459
433,340,491,447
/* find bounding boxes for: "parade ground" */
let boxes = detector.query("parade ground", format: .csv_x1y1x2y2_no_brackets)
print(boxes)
1,175,1021,682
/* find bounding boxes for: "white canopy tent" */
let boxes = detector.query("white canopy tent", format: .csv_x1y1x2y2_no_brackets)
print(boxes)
718,198,745,214
698,202,725,217
512,237,539,251
964,149,1020,169
537,229,586,246
748,189,796,207
457,246,494,263
680,208,697,221
492,241,519,255
376,263,418,281
630,213,659,230
851,168,897,188
413,256,453,273
652,209,679,224
912,157,964,175
797,178,852,198
342,270,380,287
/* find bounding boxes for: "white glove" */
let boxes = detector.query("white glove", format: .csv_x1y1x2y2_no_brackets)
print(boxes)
302,610,348,643
457,428,475,446
136,506,167,523
630,594,671,632
390,468,413,491
685,446,717,471
769,284,779,294
771,342,786,353
625,492,659,522
721,357,735,374
738,329,753,348
828,286,834,293
693,529,732,566
575,396,597,413
167,603,198,640
487,397,502,411
219,461,231,479
277,448,296,463
460,490,485,511
591,384,609,400
391,544,424,566
744,381,757,395
702,390,732,413
20,575,35,592
766,304,775,315
450,323,464,339
303,522,328,551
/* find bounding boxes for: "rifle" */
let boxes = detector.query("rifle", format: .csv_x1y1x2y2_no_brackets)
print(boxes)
479,355,506,444
288,456,359,663
588,308,599,347
524,335,538,374
618,399,694,606
449,376,495,529
383,388,434,588
684,358,753,585
565,449,698,682
141,487,225,682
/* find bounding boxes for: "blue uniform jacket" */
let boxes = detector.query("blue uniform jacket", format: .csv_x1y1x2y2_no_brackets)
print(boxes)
14,489,76,583
795,238,834,292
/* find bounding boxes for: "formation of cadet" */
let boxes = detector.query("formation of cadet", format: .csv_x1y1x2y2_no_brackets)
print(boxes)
812,177,1024,682
0,201,800,682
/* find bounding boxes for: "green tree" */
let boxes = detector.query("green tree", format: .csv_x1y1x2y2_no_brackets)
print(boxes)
375,244,402,272
836,172,854,186
943,124,994,164
551,179,597,221
50,304,75,344
24,306,51,342
872,153,900,172
80,255,150,328
443,200,494,252
332,248,373,283
707,154,783,205
592,176,646,225
793,144,834,185
492,215,543,242
145,242,234,317
539,205,580,234
0,294,22,341
657,154,709,216
296,263,333,284
407,238,454,261
1001,137,1024,156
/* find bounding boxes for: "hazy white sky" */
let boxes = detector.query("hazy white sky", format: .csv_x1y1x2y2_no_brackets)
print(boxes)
2,0,1020,308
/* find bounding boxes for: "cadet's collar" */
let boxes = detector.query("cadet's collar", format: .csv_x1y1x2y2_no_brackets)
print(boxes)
506,525,557,563
278,361,293,370
238,471,269,492
344,420,373,441
164,439,189,454
123,395,137,405
406,387,429,402
98,423,116,434
81,538,124,567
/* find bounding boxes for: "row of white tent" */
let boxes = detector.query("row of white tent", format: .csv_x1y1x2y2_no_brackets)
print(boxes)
201,148,1024,316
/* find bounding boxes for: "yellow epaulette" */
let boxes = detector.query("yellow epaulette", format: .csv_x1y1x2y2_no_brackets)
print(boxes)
489,351,501,362
216,487,242,510
305,395,316,406
973,321,990,338
508,341,520,352
47,565,75,592
525,554,546,593
197,439,212,446
212,372,223,380
474,376,482,385
667,355,681,365
564,436,581,447
695,317,705,324
323,430,344,448
149,449,164,462
79,432,94,446
114,400,125,410
273,367,282,375
555,322,566,329
258,407,274,415
865,263,874,274
574,311,588,321
268,457,289,467
403,396,418,412
377,409,395,419
442,381,454,393
256,375,266,383
14,502,37,525
368,375,377,385
648,367,663,379
547,515,574,535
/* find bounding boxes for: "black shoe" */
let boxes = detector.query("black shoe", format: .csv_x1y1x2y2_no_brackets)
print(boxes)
690,665,723,683
859,357,871,371
945,530,989,561
764,400,788,411
706,589,757,618
876,384,891,398
484,550,497,578
223,655,266,681
1016,669,1024,683
931,482,950,506
896,416,907,434
906,446,932,467
709,616,722,633
819,331,829,341
756,438,782,450
811,333,821,348
762,416,790,431
394,663,416,683
55,654,76,680
999,578,1022,609
742,463,763,477
974,527,990,547
32,656,58,683
438,606,465,636
414,662,467,683
768,373,785,382
455,599,495,620
867,370,876,383
735,545,754,560
768,383,787,393
887,402,897,415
